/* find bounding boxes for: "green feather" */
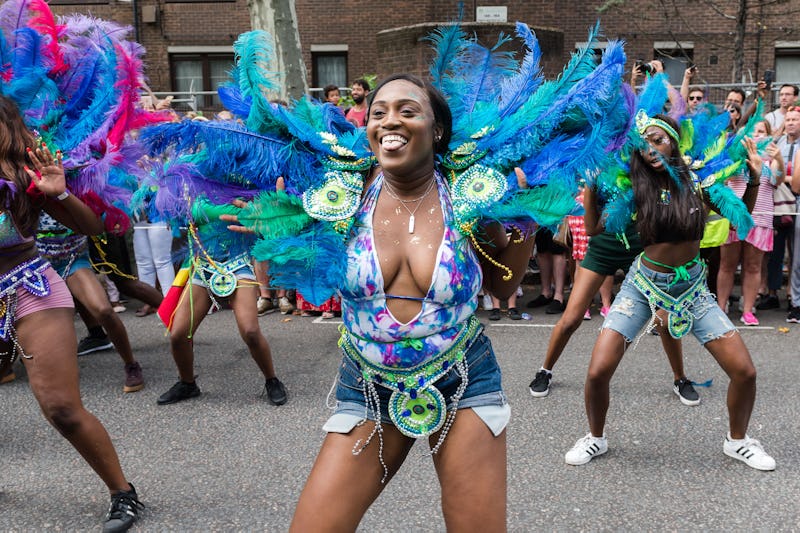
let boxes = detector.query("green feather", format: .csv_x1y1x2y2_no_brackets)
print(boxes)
702,131,727,161
678,120,694,155
238,191,313,238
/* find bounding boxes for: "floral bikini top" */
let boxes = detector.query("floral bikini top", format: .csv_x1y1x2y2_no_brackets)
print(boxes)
340,171,482,368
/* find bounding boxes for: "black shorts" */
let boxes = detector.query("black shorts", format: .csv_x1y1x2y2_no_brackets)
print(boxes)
580,227,643,276
535,228,567,255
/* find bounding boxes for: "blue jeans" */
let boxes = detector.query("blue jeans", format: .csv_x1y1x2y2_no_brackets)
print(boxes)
330,332,508,430
49,251,92,279
603,256,736,344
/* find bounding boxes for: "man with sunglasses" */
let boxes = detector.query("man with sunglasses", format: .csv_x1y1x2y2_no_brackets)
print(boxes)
678,64,705,113
686,89,705,112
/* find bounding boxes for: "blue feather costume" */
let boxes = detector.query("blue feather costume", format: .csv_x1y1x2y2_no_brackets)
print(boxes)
0,0,168,232
141,24,631,305
595,73,757,240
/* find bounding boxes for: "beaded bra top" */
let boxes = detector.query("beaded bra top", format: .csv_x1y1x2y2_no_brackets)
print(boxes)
340,171,482,368
0,211,33,251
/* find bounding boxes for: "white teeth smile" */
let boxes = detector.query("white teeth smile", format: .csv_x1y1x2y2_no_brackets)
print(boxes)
381,134,408,150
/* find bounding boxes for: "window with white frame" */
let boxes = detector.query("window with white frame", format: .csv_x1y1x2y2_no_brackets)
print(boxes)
311,45,348,93
169,51,234,110
654,41,694,87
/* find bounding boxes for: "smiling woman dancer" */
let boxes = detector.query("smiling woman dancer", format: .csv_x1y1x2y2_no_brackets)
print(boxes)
286,74,530,531
564,113,776,471
209,23,627,529
0,96,143,532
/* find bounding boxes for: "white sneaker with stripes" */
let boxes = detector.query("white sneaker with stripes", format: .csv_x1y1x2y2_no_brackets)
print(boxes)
565,433,608,465
723,434,775,471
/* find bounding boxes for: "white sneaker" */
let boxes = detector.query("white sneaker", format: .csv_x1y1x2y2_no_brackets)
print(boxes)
481,294,493,311
565,433,608,465
278,296,294,314
723,435,776,471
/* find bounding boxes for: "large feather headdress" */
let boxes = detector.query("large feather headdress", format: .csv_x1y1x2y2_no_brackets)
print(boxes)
0,0,168,232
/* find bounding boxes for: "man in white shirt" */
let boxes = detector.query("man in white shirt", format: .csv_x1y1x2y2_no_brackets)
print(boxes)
765,84,799,136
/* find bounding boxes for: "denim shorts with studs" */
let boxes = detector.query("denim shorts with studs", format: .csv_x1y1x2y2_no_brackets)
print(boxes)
323,330,510,437
602,256,736,344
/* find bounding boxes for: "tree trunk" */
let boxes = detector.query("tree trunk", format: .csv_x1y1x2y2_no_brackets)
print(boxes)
733,0,747,82
247,0,308,101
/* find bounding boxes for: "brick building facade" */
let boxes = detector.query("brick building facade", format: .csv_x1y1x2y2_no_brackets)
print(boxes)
49,0,800,109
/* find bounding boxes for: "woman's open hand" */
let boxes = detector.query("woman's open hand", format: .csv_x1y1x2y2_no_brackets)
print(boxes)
221,177,285,233
24,142,66,197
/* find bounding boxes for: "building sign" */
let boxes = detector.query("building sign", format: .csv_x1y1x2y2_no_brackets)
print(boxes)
476,6,508,22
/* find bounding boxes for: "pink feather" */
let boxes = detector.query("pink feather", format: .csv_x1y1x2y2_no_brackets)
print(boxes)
26,0,66,74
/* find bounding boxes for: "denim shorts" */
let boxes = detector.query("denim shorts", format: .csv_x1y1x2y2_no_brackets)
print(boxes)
49,252,92,279
190,255,256,293
325,332,510,437
603,256,736,344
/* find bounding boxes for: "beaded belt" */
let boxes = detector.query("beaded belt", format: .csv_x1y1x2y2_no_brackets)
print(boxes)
631,256,707,339
0,256,51,364
193,253,251,297
339,315,482,439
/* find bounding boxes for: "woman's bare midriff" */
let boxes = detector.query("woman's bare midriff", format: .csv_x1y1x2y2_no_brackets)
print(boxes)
642,240,701,272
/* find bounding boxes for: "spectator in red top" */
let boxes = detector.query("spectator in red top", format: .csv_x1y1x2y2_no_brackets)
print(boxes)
345,79,370,127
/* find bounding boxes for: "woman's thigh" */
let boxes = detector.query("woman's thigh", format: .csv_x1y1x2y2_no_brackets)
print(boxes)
291,424,415,531
66,268,112,314
170,284,212,338
431,408,506,532
719,242,742,269
17,307,83,408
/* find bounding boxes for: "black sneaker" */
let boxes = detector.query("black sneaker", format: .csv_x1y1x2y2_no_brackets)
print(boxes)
157,380,201,405
755,294,779,310
488,308,502,321
673,378,700,406
529,369,552,397
787,306,800,323
103,484,143,533
77,335,113,356
508,307,522,320
545,299,566,314
526,294,552,308
263,377,287,405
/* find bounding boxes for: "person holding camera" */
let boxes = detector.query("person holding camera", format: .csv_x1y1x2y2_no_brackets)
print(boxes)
679,65,705,113
631,60,683,111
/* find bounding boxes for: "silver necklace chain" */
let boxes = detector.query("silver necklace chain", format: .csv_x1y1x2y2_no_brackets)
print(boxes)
382,177,436,234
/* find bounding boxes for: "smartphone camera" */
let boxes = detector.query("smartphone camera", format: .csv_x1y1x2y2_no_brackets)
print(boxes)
764,69,775,90
635,59,654,75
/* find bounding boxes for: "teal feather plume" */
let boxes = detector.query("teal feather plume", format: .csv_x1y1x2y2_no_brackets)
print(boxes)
498,23,543,119
237,191,313,238
232,31,285,134
251,223,348,305
427,22,469,100
706,181,753,239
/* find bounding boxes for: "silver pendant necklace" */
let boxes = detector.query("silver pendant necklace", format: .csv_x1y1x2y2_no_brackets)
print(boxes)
382,177,436,234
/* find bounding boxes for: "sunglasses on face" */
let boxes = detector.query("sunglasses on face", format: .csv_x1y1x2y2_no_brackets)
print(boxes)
688,96,703,101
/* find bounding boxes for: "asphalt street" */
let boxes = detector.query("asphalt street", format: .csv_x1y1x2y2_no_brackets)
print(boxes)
2,291,799,531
